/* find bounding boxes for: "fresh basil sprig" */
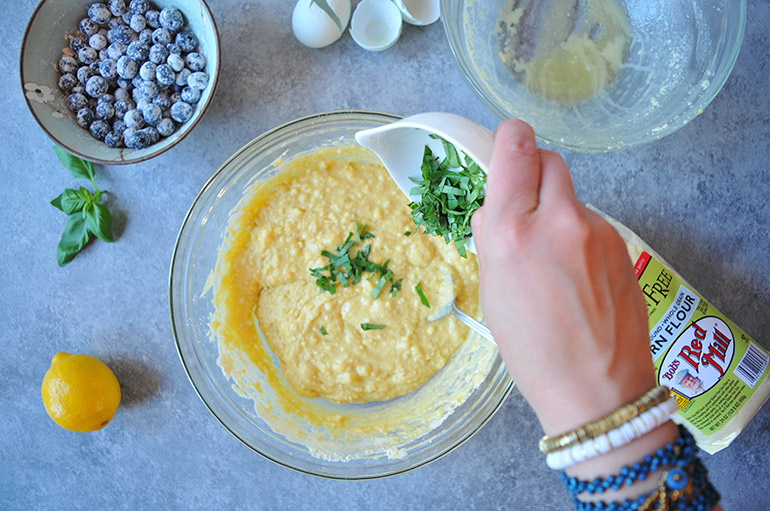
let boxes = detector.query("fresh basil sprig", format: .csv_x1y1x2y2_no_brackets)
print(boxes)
50,146,115,266
408,135,486,258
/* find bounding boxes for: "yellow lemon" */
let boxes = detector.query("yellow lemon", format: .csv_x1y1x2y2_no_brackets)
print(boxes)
41,352,121,432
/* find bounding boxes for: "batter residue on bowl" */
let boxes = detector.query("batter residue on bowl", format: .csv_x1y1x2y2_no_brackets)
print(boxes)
497,0,631,102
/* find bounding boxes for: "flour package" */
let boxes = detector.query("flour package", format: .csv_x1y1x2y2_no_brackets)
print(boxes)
597,209,770,454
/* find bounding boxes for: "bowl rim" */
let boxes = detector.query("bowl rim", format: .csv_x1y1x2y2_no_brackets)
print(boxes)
19,0,222,165
439,0,748,152
168,109,514,479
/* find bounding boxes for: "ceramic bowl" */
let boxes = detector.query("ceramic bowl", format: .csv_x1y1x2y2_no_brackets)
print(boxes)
169,110,513,479
20,0,220,164
441,0,746,151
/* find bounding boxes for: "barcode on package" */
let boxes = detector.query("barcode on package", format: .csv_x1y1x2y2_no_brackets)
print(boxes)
734,342,769,388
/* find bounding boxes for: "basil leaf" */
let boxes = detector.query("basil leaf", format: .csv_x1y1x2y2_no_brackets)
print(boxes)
320,326,328,336
360,323,386,331
415,282,430,308
311,0,343,31
53,146,94,181
51,188,88,215
84,202,114,242
56,213,91,266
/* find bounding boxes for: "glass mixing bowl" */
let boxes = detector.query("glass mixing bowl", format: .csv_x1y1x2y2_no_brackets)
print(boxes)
441,0,746,151
169,111,513,479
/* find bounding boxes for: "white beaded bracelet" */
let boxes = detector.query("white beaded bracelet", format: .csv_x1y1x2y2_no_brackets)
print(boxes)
545,398,678,471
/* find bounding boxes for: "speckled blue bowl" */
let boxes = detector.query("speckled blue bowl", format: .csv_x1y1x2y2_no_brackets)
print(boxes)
20,0,220,164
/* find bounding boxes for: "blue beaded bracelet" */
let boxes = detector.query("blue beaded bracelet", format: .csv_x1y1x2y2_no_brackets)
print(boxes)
561,426,720,511
561,426,697,496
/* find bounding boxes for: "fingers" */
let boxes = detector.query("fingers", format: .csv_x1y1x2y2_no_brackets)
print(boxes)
538,149,577,207
484,120,542,222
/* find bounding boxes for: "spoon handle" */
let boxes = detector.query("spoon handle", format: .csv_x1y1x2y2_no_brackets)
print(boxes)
451,302,495,344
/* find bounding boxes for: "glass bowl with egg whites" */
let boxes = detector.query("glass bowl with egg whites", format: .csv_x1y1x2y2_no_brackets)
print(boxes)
441,0,746,151
169,110,513,479
20,0,220,164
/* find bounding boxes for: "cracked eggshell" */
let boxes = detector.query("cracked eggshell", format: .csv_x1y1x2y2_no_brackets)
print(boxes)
292,0,352,48
393,0,440,26
350,0,402,52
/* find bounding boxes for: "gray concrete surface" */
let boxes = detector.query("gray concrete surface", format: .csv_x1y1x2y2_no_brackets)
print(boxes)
2,1,768,510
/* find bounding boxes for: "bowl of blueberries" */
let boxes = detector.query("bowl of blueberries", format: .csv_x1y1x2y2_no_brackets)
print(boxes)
20,0,220,164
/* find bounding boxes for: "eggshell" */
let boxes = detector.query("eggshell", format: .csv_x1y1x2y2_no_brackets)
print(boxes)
349,0,402,52
292,0,351,48
393,0,440,26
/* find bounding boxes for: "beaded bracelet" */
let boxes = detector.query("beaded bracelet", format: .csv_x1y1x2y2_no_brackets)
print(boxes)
545,398,677,470
539,386,671,455
563,426,721,511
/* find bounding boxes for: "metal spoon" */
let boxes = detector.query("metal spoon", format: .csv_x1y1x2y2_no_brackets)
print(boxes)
427,298,495,344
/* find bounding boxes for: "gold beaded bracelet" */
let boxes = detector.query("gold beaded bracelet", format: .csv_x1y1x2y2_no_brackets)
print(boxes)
538,385,671,454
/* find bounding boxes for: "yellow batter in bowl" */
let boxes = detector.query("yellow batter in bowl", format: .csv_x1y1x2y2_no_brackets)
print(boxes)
207,144,493,460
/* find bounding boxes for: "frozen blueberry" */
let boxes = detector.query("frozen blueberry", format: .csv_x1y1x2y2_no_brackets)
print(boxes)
123,127,150,149
114,87,130,102
69,37,86,52
142,126,160,144
129,13,146,32
165,43,181,55
77,65,96,84
85,75,109,98
77,46,98,65
135,98,150,111
58,73,78,91
109,24,132,45
184,52,205,72
89,33,108,50
144,9,160,28
139,28,153,45
107,42,127,60
71,85,86,95
170,101,193,123
98,58,118,79
131,75,144,88
98,93,115,104
114,98,134,117
99,48,110,61
169,90,181,103
155,64,175,86
89,61,101,73
166,53,184,72
116,55,138,79
129,0,149,14
108,0,126,17
156,117,175,137
187,71,208,91
67,93,88,113
152,92,170,110
175,32,197,52
104,130,123,148
180,86,200,104
79,17,99,37
124,108,146,129
59,56,79,74
90,120,111,140
148,44,168,64
142,103,162,125
88,3,112,24
151,28,171,46
96,100,115,120
76,107,94,128
113,119,127,136
136,80,159,100
139,61,156,81
121,12,132,24
116,77,133,89
126,40,149,61
159,8,184,32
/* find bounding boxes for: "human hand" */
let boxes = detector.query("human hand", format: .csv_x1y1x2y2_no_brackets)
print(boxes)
471,120,657,436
